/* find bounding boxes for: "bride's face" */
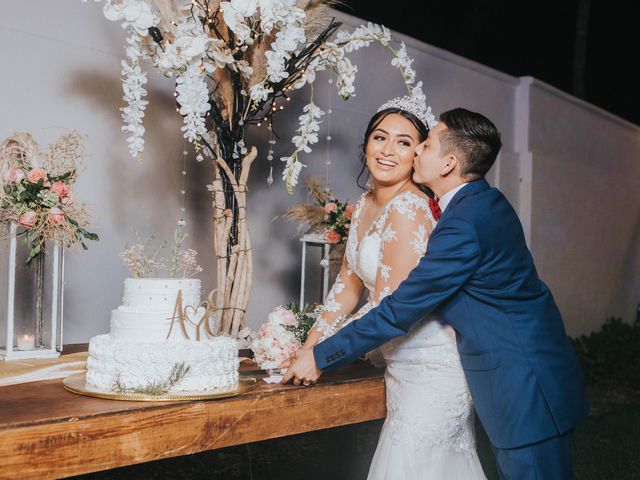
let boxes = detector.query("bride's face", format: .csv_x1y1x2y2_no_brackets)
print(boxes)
365,113,421,188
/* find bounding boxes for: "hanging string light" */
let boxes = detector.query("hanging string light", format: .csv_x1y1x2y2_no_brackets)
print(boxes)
267,121,275,186
325,70,334,187
178,143,188,227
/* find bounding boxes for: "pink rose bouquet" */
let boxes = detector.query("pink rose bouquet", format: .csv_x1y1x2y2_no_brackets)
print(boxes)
1,132,98,264
251,303,315,370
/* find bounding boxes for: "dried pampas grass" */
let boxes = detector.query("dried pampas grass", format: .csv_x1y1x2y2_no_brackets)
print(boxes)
42,131,86,177
305,176,331,203
300,0,334,37
280,176,333,233
280,203,327,234
0,132,39,172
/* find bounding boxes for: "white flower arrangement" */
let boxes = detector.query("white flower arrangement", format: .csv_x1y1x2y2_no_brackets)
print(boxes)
83,0,437,340
281,101,325,192
175,60,211,142
84,0,433,189
120,33,148,159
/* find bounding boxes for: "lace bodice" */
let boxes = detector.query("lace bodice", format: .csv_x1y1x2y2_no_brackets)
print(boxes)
313,190,436,338
347,191,432,293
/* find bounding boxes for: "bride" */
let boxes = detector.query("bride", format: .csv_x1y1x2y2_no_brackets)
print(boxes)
291,96,487,479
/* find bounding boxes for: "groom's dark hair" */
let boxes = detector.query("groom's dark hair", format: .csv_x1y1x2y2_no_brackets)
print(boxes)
439,108,502,178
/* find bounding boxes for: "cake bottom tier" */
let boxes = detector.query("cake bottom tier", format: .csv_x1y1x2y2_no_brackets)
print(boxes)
86,334,239,392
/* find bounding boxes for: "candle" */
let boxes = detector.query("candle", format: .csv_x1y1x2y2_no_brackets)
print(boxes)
16,334,35,351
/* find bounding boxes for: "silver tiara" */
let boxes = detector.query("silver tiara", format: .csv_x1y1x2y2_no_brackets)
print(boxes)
377,95,432,128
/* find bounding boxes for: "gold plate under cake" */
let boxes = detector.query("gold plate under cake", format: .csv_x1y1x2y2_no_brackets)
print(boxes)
62,374,256,402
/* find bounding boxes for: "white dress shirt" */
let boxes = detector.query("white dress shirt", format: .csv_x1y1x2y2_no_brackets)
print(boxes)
438,183,469,213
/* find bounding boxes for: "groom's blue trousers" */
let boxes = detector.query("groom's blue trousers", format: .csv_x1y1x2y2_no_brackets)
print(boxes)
492,430,573,479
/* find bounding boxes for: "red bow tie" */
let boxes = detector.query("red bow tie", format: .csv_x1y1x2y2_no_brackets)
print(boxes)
428,198,441,221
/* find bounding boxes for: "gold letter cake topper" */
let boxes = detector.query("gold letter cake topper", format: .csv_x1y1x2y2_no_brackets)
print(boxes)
166,289,217,341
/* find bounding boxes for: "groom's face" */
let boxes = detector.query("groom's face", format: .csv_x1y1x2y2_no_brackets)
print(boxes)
413,123,448,188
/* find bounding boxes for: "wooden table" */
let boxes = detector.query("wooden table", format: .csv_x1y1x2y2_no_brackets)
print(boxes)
0,357,385,479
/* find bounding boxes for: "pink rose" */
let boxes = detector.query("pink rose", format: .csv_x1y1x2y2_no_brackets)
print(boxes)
345,204,356,220
325,230,341,244
50,181,70,199
259,323,272,337
48,207,65,226
282,310,297,327
2,167,25,184
61,193,74,206
26,168,47,184
18,211,37,229
324,202,337,214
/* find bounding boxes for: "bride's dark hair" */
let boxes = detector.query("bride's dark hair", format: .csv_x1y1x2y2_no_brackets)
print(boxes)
356,108,432,197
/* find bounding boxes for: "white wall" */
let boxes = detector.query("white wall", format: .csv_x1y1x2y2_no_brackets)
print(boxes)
1,1,636,342
525,81,640,335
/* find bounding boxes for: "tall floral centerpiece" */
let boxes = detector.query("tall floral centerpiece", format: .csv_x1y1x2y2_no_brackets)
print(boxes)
86,0,435,339
0,132,98,359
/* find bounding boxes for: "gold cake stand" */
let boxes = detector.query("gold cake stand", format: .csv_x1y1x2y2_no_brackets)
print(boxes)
63,374,257,402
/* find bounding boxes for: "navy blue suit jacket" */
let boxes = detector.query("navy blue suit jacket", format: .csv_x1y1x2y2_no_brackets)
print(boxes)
314,178,589,449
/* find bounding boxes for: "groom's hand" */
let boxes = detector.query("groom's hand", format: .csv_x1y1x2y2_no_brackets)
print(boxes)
281,346,323,386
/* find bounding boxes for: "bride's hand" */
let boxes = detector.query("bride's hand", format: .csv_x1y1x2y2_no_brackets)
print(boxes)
278,351,296,370
278,358,291,369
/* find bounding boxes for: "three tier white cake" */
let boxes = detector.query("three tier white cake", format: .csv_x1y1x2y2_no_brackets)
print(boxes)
86,278,239,392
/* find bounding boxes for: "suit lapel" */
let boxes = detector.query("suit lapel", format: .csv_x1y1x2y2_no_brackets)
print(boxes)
432,178,490,228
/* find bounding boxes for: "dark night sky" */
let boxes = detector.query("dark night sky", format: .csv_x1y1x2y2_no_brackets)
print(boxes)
334,0,639,125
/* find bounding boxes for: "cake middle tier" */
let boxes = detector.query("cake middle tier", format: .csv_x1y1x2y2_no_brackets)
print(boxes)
111,306,210,341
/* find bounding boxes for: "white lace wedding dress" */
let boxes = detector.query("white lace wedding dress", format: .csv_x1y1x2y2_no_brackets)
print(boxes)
314,191,486,480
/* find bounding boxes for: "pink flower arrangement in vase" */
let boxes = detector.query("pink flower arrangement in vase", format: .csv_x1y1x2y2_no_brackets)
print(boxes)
281,177,355,245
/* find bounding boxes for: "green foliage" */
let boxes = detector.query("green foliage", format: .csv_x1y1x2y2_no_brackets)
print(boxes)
284,302,316,344
573,317,640,383
113,362,191,395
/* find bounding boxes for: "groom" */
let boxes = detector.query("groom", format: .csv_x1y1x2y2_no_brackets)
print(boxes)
283,108,589,479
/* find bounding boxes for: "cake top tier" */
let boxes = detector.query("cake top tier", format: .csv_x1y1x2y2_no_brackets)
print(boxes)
122,278,202,312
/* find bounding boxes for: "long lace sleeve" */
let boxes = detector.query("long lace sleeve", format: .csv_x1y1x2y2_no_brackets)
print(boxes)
352,194,434,365
309,255,365,341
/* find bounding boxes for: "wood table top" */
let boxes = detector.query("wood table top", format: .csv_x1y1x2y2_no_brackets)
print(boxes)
0,353,385,479
0,361,384,429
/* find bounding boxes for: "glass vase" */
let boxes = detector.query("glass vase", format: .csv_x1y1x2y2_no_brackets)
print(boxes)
0,222,64,360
